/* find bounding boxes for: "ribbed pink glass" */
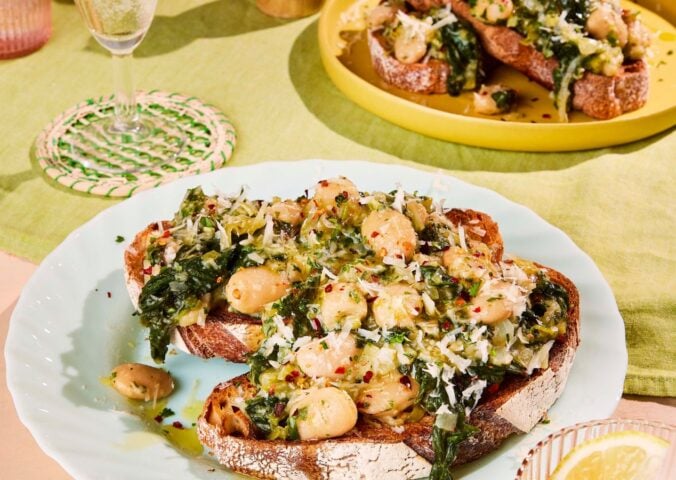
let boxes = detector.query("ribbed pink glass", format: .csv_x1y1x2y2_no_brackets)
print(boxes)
0,0,52,59
515,419,676,480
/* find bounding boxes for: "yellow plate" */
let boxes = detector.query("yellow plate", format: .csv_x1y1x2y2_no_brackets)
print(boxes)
318,0,676,151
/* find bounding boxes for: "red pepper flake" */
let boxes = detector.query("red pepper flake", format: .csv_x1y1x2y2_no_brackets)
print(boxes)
319,180,329,187
450,277,459,284
486,383,500,395
292,370,300,377
172,421,184,429
473,306,482,313
473,252,482,257
324,284,333,293
363,371,374,383
542,113,552,119
455,298,466,306
399,375,412,389
107,291,112,298
371,231,380,238
335,366,346,375
153,415,163,423
442,321,452,331
356,402,366,409
162,230,171,238
216,276,223,284
285,374,295,382
143,266,152,275
311,318,321,331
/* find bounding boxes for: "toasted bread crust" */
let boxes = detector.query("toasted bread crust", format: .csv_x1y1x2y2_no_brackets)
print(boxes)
449,0,649,119
446,208,504,263
368,30,450,94
197,264,580,478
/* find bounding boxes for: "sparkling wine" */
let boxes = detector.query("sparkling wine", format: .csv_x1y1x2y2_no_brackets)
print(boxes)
74,0,157,54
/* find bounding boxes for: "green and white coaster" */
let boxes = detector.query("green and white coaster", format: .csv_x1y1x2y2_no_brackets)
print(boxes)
35,91,236,198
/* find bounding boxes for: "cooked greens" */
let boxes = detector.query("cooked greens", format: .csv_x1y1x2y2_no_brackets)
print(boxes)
139,248,235,362
441,21,486,96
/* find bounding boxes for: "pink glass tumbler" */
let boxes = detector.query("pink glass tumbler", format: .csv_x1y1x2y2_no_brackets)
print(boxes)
0,0,52,59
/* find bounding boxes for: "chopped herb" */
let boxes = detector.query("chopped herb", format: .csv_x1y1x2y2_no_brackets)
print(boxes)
467,281,482,298
385,328,409,344
154,407,175,423
491,89,517,112
115,235,125,243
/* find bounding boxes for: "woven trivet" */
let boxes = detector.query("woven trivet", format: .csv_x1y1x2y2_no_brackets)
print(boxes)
35,91,236,198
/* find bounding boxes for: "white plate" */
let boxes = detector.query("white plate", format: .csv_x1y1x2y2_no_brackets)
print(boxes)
6,160,627,480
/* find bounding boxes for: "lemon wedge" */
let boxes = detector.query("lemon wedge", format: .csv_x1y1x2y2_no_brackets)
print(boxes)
550,430,670,480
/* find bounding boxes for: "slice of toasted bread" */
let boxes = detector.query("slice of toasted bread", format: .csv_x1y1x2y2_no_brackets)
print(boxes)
368,30,450,94
124,210,502,363
123,222,263,361
197,265,580,478
448,0,649,119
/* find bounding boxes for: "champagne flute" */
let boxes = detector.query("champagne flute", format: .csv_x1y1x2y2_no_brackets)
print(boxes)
72,0,183,172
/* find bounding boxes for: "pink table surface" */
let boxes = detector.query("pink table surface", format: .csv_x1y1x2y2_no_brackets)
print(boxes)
1,251,674,479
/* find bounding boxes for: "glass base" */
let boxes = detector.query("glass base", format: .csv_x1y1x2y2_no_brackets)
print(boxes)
59,111,185,174
35,91,237,197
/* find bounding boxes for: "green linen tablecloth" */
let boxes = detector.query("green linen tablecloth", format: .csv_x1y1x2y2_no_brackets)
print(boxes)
0,0,674,395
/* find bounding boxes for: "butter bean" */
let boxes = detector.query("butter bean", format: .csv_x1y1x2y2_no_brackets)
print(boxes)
287,387,358,440
111,363,174,401
225,267,289,315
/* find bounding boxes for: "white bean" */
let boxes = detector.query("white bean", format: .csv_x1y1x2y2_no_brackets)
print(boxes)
473,84,516,115
313,177,359,211
225,267,289,315
111,363,174,401
287,387,358,440
295,334,358,379
372,284,422,329
473,0,513,24
321,282,368,330
405,200,428,231
367,5,397,29
394,34,427,64
442,246,493,280
362,209,417,261
470,296,512,325
470,280,527,325
269,201,304,225
357,374,418,417
625,15,651,60
586,5,628,46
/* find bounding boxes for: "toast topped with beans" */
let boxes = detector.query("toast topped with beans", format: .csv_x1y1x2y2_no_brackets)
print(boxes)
124,177,579,479
360,0,650,120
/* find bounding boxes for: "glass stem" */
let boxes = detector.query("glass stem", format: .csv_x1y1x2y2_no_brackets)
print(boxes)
111,53,138,131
